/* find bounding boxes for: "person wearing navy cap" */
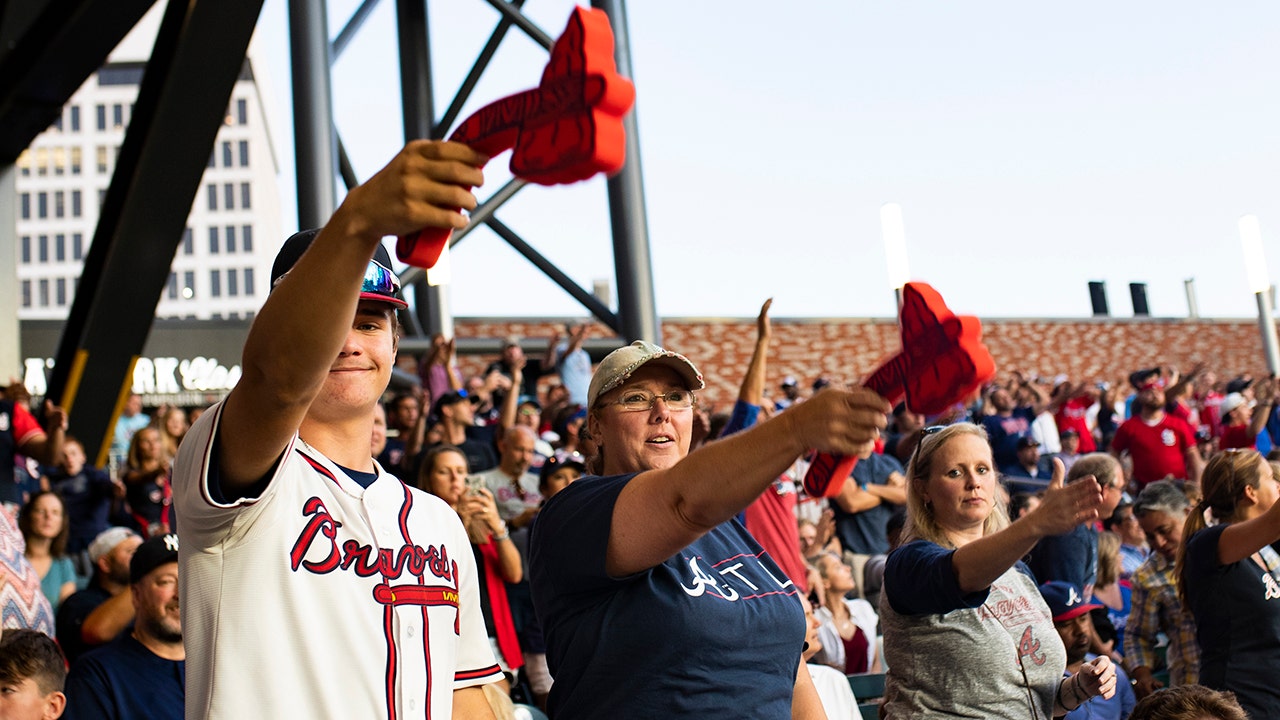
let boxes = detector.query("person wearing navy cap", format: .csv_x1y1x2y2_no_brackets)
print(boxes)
171,142,501,719
63,533,184,720
1041,580,1137,720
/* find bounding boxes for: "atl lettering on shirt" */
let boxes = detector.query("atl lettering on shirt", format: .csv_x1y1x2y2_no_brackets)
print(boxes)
174,402,501,720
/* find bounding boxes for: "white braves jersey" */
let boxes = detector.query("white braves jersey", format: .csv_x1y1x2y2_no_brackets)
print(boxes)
173,401,501,720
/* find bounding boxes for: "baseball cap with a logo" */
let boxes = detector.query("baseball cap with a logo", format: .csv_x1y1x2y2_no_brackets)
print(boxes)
1038,581,1103,623
271,229,407,309
130,533,180,584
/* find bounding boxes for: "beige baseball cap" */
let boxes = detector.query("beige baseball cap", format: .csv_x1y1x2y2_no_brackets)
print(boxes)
587,341,705,409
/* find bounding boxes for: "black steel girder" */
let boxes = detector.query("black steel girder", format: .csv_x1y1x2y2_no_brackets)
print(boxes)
41,0,265,467
0,0,157,165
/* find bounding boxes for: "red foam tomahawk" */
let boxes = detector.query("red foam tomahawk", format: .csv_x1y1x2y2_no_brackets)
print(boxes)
803,282,997,498
397,6,635,268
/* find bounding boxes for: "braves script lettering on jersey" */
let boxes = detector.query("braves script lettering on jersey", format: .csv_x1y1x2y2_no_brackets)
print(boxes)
174,402,500,719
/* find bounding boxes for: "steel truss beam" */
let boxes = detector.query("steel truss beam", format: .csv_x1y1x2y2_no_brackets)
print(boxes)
42,0,265,466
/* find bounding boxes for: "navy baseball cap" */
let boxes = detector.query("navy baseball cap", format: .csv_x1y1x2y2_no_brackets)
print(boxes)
271,229,407,309
130,533,179,584
1038,581,1102,623
539,454,586,486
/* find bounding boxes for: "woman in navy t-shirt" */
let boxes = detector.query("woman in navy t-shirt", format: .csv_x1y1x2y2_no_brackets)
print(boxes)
530,340,889,719
1176,449,1280,719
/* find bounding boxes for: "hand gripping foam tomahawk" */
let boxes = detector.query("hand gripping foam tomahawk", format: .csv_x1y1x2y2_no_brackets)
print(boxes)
397,6,636,268
803,282,997,498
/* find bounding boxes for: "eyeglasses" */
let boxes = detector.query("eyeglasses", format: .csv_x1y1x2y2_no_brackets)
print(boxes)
363,260,402,297
607,389,696,413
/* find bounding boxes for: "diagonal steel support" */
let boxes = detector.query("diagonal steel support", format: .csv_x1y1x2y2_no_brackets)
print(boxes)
485,216,621,332
331,0,383,58
43,0,265,466
436,0,528,137
0,0,157,163
479,0,552,50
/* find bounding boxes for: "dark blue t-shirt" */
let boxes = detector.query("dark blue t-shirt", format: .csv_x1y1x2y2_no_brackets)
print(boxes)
833,452,903,555
48,467,116,553
1027,524,1098,592
530,473,805,719
1184,523,1280,719
64,633,185,720
983,407,1036,469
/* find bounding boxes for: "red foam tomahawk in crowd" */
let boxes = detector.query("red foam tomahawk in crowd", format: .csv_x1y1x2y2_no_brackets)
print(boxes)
803,282,997,498
397,6,635,268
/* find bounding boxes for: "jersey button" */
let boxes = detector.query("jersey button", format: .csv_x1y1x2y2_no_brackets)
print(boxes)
407,626,416,638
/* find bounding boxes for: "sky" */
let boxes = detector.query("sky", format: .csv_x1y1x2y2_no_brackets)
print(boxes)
252,0,1280,321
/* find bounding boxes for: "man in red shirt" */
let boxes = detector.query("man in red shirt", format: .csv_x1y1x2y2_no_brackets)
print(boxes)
1051,378,1099,454
1111,372,1202,489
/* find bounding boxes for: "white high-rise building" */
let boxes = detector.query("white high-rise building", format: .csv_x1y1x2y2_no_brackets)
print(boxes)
14,7,282,321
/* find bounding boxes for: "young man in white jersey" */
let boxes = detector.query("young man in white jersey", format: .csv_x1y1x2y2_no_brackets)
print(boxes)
173,140,501,719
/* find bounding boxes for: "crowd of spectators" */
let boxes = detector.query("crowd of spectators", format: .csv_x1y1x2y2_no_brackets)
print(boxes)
3,328,1279,718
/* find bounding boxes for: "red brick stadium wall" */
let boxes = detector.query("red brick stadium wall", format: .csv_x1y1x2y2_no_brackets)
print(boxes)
452,317,1271,411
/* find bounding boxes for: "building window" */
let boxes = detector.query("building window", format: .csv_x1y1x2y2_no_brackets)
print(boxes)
240,183,251,210
35,148,47,176
182,227,193,255
238,140,249,167
20,281,30,308
20,193,29,220
20,236,30,264
207,184,217,211
99,63,146,86
55,278,66,306
244,267,255,297
55,234,65,262
17,150,30,176
221,141,232,168
71,190,82,218
167,273,178,300
96,146,109,174
224,183,235,211
241,225,253,252
183,271,195,299
70,105,80,132
72,233,84,260
38,235,48,262
38,279,49,307
52,147,65,175
224,225,236,253
37,192,48,219
207,150,216,169
52,114,63,132
210,269,221,298
54,191,65,218
70,147,82,175
237,98,248,125
96,104,106,131
98,188,106,207
228,268,239,297
209,226,220,254
112,103,123,129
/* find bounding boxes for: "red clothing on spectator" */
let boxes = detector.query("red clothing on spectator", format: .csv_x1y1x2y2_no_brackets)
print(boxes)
1112,414,1197,487
1055,396,1097,453
1219,423,1256,451
841,627,870,674
744,478,808,593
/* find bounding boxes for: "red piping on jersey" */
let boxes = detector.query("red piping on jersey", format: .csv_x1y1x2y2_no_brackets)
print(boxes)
456,664,503,681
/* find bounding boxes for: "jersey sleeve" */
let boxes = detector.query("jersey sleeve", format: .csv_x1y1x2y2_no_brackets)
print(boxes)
11,401,45,447
884,539,989,616
170,400,290,548
450,519,503,688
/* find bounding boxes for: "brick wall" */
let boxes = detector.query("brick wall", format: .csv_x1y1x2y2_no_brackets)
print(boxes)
452,317,1271,410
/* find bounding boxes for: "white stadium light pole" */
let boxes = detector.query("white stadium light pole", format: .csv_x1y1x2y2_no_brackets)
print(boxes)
1239,214,1280,374
881,202,909,314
